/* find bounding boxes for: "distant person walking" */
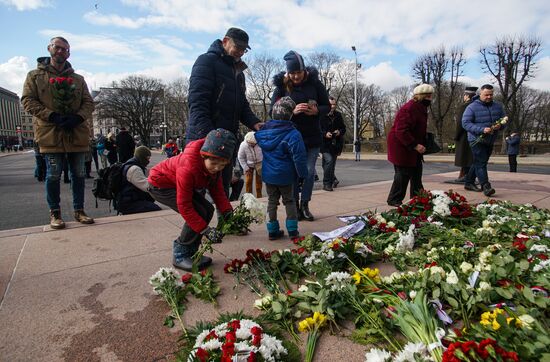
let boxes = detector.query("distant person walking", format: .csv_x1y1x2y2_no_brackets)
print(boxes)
386,84,434,207
462,84,506,196
105,132,118,165
22,36,95,229
186,27,261,197
451,86,478,183
506,132,521,173
320,96,346,191
238,131,263,198
116,127,135,163
354,140,361,161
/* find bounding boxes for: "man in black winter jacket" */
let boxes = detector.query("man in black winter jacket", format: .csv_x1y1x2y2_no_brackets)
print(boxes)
116,127,135,163
320,96,346,191
186,27,261,196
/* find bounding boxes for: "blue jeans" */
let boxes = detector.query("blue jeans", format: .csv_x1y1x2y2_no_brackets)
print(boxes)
465,143,493,186
295,147,319,202
44,152,86,210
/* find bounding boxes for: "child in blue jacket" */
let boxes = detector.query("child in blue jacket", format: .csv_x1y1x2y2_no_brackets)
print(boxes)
255,97,308,239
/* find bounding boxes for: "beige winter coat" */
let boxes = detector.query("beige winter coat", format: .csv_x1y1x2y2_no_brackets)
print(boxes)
21,57,94,153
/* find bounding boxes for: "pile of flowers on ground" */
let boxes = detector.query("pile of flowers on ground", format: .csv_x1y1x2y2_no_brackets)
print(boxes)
221,191,550,361
151,190,550,361
187,318,288,362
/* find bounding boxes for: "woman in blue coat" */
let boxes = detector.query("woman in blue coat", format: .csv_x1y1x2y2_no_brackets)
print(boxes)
270,51,330,221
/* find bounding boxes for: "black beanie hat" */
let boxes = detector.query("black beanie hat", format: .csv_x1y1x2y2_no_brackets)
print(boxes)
464,86,478,95
200,128,237,160
134,146,151,166
284,50,305,73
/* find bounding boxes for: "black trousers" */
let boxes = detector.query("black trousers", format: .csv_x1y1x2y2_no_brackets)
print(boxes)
508,155,517,172
149,187,214,246
387,158,424,205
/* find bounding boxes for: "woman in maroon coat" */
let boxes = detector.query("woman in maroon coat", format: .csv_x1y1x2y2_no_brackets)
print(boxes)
387,84,434,206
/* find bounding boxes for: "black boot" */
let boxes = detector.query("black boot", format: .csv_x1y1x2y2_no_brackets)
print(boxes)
301,201,314,221
296,200,305,221
482,183,495,197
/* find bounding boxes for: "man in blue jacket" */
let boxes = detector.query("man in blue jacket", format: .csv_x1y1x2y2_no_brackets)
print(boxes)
186,27,261,196
461,84,505,196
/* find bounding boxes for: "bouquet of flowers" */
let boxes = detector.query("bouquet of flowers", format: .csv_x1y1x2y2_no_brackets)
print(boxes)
442,339,519,362
470,116,508,147
219,193,266,235
49,77,76,115
188,318,288,362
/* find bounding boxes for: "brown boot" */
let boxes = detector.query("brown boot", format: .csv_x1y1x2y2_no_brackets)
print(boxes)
50,209,65,229
74,209,94,224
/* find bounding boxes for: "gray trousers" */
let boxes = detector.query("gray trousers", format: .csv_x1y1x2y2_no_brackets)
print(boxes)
266,183,297,221
149,186,213,246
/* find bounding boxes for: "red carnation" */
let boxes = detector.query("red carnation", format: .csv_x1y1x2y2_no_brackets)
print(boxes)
248,351,257,362
181,273,193,283
196,347,209,362
49,77,55,84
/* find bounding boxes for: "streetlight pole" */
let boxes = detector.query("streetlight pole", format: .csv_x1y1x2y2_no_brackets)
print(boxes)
163,88,167,144
352,46,358,161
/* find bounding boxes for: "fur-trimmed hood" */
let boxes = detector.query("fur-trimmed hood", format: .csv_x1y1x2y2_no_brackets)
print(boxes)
272,66,320,88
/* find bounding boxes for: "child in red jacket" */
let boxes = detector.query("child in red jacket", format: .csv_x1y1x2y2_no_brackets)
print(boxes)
148,129,237,271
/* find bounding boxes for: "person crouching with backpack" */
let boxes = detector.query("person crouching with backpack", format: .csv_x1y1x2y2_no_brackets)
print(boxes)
148,129,236,271
116,146,161,215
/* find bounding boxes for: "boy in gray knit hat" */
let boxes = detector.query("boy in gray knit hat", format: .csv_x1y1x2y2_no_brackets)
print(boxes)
255,97,308,240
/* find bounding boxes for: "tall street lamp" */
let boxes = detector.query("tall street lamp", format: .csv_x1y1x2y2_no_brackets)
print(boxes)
160,122,167,145
352,46,358,160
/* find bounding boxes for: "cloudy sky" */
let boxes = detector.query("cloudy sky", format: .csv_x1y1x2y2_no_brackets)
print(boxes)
1,0,549,97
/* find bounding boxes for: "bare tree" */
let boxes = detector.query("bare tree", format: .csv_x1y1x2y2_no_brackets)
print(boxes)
96,75,164,146
480,36,542,136
382,85,413,134
329,60,356,101
306,51,341,94
412,46,466,142
166,77,190,137
245,53,283,121
338,83,385,141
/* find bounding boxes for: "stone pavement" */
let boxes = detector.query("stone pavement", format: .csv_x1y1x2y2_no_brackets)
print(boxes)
1,171,549,361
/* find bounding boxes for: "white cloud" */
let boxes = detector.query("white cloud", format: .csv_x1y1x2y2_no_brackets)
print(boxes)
0,0,51,11
360,62,411,91
0,56,31,95
529,56,550,91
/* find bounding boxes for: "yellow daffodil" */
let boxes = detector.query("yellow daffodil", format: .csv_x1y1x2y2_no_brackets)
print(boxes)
492,320,501,330
312,311,327,327
352,272,361,285
298,319,311,332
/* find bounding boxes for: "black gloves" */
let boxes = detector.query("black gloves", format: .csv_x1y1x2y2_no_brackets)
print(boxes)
48,112,64,125
203,226,224,244
49,113,84,130
60,114,84,130
297,177,305,188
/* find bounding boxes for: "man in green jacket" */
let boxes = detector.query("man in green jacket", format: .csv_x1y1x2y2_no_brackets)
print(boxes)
22,36,95,229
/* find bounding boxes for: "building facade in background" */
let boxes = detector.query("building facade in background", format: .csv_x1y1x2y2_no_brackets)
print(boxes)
0,86,34,148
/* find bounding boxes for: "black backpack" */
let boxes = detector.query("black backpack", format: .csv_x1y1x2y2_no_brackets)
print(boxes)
92,162,125,209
